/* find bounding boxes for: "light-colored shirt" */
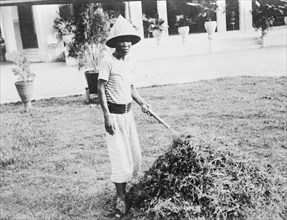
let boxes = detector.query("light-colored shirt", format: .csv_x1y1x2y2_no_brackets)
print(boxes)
98,53,136,104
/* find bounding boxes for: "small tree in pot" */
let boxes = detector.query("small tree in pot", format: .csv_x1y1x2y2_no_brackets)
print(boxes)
12,54,35,111
252,1,283,46
69,4,115,103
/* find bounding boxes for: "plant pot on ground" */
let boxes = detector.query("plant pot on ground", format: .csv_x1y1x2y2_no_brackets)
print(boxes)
12,54,35,111
78,43,108,103
84,71,99,102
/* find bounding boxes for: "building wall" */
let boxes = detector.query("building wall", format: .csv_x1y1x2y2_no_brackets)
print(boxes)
0,6,18,60
125,1,144,37
33,4,62,62
217,0,227,32
157,0,169,36
0,5,63,62
239,0,253,30
0,0,253,62
10,6,23,50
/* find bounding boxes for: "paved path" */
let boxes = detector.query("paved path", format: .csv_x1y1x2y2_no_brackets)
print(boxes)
0,27,286,104
136,46,286,87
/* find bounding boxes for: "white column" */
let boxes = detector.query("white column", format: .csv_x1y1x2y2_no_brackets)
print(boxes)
124,2,144,38
0,7,18,59
11,6,23,51
239,0,253,30
157,0,168,36
32,5,48,61
34,5,61,62
33,5,61,62
216,0,226,32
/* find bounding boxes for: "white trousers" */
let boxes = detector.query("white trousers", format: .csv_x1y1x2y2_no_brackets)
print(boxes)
106,111,142,183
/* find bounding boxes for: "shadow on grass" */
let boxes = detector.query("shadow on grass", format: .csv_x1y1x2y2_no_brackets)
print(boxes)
0,95,102,113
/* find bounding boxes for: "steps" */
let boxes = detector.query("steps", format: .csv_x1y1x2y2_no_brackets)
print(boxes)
22,49,43,63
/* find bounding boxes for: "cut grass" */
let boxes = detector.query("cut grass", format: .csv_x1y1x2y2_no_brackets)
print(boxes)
0,76,286,219
127,134,287,219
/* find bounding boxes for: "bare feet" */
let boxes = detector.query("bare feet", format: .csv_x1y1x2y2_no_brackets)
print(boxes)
116,197,127,214
115,182,127,214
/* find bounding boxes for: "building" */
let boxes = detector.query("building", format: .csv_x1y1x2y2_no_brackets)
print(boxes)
0,0,254,62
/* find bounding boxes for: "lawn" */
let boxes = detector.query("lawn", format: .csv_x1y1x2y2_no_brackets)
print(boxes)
0,76,286,220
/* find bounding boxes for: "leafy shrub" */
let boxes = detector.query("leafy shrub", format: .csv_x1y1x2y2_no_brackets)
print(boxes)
128,134,287,220
12,54,35,83
175,17,193,28
278,0,287,16
143,14,168,32
53,17,76,41
69,4,115,71
186,0,218,22
252,1,283,33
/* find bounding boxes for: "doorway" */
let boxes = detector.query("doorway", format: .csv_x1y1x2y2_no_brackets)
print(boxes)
225,0,240,31
17,5,38,49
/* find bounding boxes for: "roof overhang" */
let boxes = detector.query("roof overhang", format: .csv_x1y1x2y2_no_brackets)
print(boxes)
0,0,145,7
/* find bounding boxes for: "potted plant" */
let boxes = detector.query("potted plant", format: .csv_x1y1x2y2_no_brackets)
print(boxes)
12,54,35,111
53,16,76,43
175,15,193,43
278,0,287,25
186,0,218,38
143,14,168,45
252,1,283,46
53,16,77,65
70,4,113,103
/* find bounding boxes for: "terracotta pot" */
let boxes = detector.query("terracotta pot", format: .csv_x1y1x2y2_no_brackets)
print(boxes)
14,80,34,110
178,26,190,43
204,21,217,39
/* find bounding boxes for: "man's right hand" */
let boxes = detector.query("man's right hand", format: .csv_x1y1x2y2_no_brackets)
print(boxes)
104,115,116,135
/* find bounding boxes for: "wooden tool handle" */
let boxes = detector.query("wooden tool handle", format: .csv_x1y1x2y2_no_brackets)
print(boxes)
148,109,172,130
148,109,180,141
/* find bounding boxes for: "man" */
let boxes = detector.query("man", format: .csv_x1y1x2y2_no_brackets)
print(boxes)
97,15,150,214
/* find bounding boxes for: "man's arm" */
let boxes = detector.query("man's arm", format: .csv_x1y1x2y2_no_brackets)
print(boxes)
131,85,151,114
98,79,115,135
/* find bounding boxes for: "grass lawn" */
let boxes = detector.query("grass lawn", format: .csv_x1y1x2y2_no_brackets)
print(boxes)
0,76,286,220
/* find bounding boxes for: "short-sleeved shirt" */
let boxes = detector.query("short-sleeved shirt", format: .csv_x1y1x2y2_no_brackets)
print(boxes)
98,53,136,104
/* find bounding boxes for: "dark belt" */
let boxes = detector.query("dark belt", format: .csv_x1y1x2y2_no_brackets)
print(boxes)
108,102,131,114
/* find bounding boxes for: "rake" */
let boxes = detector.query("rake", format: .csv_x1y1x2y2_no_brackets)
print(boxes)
148,109,180,141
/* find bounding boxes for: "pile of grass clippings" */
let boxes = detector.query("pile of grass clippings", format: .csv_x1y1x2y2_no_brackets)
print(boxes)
128,134,287,220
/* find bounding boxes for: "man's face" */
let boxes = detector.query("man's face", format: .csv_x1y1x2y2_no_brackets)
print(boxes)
115,37,132,56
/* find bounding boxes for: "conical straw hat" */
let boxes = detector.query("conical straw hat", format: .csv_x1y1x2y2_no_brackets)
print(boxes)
106,15,141,48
